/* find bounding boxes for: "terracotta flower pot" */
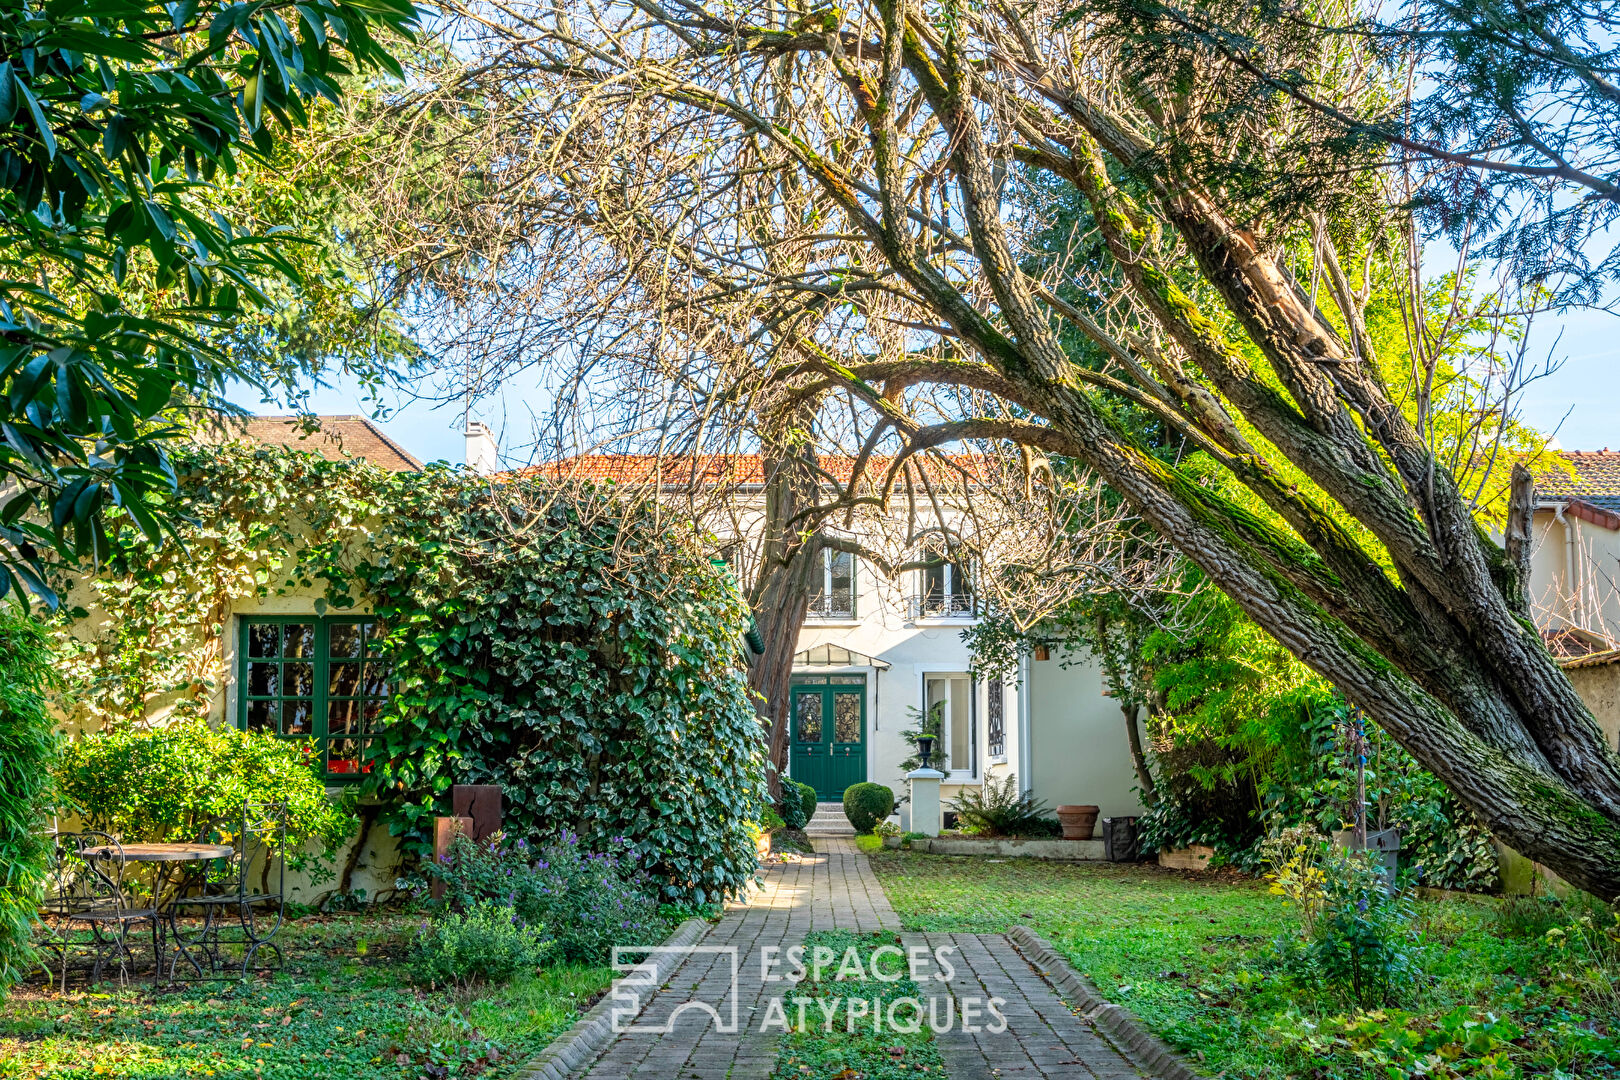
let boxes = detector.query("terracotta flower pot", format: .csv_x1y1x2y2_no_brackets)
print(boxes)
1055,804,1100,840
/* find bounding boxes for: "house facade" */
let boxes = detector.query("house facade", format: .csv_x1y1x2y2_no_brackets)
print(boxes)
1529,449,1620,753
543,447,1145,820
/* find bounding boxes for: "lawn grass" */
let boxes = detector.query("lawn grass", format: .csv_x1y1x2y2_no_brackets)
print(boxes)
853,834,884,854
770,929,946,1079
0,913,612,1079
869,850,1620,1079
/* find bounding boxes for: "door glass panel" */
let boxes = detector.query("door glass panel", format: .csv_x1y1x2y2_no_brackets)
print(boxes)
283,662,314,697
247,663,278,697
363,662,389,697
282,623,315,658
246,700,273,732
833,692,862,743
282,699,314,736
328,699,357,735
329,661,362,697
795,693,822,743
247,624,279,658
329,623,362,657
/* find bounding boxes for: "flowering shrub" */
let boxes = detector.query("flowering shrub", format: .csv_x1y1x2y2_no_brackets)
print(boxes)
408,903,553,989
1264,827,1418,1006
424,832,665,963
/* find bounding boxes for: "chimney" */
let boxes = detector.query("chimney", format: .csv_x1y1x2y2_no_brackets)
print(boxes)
465,421,500,475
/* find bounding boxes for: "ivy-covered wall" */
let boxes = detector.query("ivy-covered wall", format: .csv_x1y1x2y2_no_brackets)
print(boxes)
53,445,768,903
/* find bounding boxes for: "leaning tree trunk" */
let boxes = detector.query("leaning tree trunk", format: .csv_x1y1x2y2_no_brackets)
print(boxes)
748,423,822,801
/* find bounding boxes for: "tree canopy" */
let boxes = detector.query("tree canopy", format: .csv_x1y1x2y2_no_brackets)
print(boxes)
346,0,1620,897
0,0,419,605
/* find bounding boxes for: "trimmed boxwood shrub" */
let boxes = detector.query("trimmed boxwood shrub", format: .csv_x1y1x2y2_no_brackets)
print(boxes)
843,783,895,834
797,780,818,823
0,613,59,989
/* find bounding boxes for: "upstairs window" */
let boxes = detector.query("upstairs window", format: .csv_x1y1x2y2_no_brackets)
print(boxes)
807,548,857,619
914,552,974,619
238,616,388,779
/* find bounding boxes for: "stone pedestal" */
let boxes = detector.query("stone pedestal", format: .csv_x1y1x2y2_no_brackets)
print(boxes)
907,768,945,837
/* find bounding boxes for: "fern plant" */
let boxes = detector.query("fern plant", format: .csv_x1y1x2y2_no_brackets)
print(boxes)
950,774,1052,837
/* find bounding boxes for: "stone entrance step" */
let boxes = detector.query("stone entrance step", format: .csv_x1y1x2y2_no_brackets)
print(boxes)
805,801,855,836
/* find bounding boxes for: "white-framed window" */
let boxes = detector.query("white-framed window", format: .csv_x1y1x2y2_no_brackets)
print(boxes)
807,547,856,619
912,552,974,619
923,672,976,779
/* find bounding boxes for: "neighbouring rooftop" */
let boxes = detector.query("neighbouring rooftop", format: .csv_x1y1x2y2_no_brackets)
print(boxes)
1538,449,1620,513
228,415,423,472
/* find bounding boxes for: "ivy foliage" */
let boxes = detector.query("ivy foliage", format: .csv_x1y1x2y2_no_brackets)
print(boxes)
0,610,59,989
54,444,768,904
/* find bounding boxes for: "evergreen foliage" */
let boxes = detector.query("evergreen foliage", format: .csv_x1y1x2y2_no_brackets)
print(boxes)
52,444,767,904
0,612,58,989
0,0,419,606
841,782,895,834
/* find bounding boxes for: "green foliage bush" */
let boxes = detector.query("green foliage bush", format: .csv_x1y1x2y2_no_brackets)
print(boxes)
776,780,816,830
950,774,1051,838
842,783,895,834
1265,830,1418,1007
57,719,355,876
0,613,60,989
1124,569,1498,890
796,781,818,824
408,903,553,990
423,832,666,964
51,446,769,906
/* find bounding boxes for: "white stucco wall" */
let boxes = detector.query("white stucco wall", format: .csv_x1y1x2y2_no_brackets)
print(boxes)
1527,506,1620,642
1022,647,1147,819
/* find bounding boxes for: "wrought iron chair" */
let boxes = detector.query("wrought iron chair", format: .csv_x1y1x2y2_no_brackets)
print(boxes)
167,802,287,979
37,832,159,989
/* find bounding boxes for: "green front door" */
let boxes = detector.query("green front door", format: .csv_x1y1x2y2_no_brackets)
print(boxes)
789,676,867,800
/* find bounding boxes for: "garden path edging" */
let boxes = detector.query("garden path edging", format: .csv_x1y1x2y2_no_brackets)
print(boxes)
511,916,710,1080
1007,925,1205,1080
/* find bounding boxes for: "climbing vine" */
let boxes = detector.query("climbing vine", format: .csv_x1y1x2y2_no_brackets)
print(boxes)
53,445,768,903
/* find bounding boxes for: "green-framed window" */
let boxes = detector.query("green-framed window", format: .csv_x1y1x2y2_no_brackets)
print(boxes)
237,615,388,779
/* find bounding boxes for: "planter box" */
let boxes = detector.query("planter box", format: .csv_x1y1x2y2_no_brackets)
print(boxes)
909,836,1105,860
882,835,903,849
1157,844,1214,871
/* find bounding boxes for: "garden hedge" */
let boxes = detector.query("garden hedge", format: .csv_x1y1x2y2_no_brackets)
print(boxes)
843,783,895,834
0,613,57,989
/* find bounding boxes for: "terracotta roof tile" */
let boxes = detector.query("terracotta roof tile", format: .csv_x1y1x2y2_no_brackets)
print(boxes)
231,415,422,472
1538,450,1620,511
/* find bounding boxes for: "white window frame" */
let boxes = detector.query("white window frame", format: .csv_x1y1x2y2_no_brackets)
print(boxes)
919,669,978,782
807,547,857,620
912,554,975,621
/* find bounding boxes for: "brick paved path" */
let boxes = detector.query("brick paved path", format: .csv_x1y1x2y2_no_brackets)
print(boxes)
575,839,897,1080
921,932,1150,1080
571,840,1153,1080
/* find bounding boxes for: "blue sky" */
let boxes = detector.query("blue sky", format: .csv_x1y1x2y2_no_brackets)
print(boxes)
232,298,1620,468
